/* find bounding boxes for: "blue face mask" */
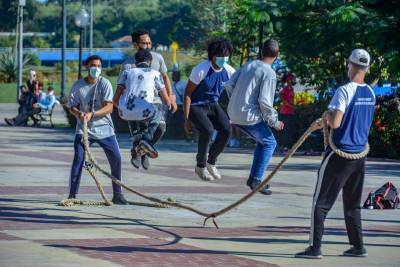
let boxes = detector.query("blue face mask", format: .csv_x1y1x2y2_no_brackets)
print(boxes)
215,56,229,68
89,67,101,78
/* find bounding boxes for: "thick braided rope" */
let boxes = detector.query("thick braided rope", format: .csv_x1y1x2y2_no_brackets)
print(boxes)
59,122,170,208
81,118,325,221
322,114,369,160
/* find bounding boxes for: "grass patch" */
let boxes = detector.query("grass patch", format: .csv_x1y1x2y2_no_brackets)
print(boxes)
0,76,119,103
0,50,201,103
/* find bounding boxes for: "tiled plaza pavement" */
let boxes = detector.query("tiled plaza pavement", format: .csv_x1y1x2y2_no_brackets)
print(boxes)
1,104,399,266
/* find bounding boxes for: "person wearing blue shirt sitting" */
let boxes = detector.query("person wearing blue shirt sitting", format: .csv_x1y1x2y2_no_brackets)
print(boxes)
33,86,56,111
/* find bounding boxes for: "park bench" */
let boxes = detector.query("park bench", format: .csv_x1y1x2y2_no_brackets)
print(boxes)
31,99,60,128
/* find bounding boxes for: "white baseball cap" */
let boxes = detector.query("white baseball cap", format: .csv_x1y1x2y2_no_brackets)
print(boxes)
348,49,370,67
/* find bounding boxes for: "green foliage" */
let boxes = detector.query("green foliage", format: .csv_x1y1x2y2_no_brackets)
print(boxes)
0,49,35,83
31,38,51,48
369,91,400,159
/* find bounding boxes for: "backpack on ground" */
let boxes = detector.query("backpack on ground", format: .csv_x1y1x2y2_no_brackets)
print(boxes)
363,182,399,209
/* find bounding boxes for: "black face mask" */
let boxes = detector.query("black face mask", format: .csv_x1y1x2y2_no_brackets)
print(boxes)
138,47,151,52
136,62,150,68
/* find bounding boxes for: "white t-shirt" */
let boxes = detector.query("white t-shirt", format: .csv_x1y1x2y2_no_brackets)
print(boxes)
328,82,374,112
117,68,165,121
188,60,235,85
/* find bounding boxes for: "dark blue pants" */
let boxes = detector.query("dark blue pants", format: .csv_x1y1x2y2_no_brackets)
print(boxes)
69,134,122,195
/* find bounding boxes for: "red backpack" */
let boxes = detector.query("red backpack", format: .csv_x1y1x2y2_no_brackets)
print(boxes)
363,182,399,209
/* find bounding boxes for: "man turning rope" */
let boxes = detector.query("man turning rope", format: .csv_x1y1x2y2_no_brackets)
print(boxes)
67,55,128,205
296,49,375,259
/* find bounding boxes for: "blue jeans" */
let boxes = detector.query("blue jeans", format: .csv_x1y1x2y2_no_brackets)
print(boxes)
128,105,164,145
69,134,122,195
237,122,277,182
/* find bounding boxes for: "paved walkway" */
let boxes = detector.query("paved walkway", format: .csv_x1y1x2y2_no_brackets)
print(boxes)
1,104,399,266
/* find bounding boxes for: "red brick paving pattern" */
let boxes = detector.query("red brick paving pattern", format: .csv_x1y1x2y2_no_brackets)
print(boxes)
0,232,24,240
39,238,278,267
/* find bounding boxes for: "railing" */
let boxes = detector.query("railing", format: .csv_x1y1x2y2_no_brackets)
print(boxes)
0,47,131,53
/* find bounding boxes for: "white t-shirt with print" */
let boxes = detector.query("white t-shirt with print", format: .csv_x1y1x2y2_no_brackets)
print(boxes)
117,68,165,121
328,82,374,112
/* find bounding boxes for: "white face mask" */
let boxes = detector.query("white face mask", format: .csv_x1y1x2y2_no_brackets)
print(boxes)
215,56,229,68
89,67,101,78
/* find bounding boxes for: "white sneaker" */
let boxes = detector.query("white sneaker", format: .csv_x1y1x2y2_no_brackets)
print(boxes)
195,166,214,181
206,163,222,180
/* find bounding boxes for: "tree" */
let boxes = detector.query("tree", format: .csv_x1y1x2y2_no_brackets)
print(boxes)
0,49,35,83
275,0,399,88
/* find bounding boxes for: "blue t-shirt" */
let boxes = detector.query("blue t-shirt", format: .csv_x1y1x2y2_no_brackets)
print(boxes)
328,82,375,153
189,60,235,105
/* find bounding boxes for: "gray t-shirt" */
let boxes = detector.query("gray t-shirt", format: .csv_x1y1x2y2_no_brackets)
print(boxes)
120,51,167,74
119,51,167,104
67,77,115,139
226,60,279,128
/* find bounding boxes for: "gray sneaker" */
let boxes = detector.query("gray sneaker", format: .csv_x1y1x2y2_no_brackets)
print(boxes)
141,155,150,170
195,166,214,181
206,163,222,180
130,148,140,169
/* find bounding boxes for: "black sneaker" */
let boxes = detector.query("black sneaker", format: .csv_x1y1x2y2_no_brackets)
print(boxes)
138,139,158,159
250,180,272,195
112,193,128,205
295,246,322,259
4,118,15,126
343,247,368,257
68,193,76,199
246,176,254,187
141,155,150,170
130,148,141,169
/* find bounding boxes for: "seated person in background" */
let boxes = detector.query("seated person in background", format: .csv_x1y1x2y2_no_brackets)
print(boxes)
34,86,56,111
38,82,46,102
5,85,40,126
114,49,171,169
17,85,29,115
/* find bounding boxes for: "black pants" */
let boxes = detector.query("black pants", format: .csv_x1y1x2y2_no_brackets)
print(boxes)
310,149,365,249
189,102,231,168
279,113,294,148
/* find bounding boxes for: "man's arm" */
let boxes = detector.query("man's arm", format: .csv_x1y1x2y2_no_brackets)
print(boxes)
113,85,124,107
161,73,177,113
159,89,171,108
71,101,113,122
224,68,241,97
324,109,344,129
183,80,197,134
259,78,284,130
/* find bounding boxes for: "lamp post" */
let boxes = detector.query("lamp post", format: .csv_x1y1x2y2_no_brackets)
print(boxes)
17,0,25,101
74,7,89,79
61,0,66,98
89,0,93,55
